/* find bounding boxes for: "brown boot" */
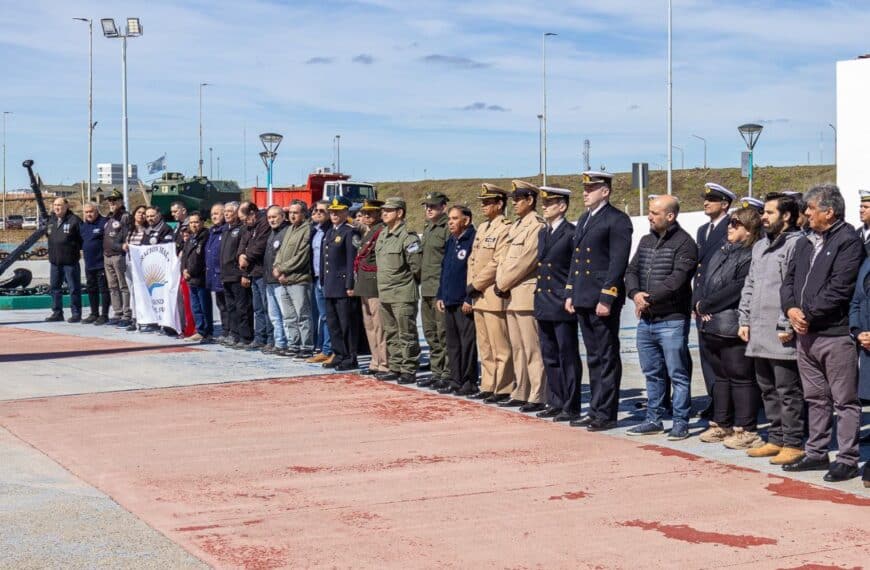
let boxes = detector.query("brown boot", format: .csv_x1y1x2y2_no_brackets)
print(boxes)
699,422,733,443
747,442,781,458
306,352,329,363
770,446,805,466
723,427,763,450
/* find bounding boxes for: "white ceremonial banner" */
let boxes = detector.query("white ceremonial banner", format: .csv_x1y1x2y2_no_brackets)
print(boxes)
128,244,182,331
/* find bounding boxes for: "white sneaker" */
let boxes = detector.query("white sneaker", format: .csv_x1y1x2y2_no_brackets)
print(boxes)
185,333,204,342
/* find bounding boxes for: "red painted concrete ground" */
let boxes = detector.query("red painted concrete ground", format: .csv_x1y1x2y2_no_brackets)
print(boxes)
0,375,867,569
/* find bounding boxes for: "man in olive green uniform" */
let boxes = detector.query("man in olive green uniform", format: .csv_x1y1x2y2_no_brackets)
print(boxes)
375,197,423,385
419,191,451,389
354,199,389,376
466,184,515,403
495,180,547,413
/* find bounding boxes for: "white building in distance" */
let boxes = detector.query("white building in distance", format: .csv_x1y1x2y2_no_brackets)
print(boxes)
97,163,139,186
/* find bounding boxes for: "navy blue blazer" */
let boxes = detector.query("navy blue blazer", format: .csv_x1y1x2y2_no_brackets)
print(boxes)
566,203,633,309
320,222,360,298
534,219,575,321
695,214,730,287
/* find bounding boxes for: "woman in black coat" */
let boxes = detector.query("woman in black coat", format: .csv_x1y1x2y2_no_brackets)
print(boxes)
694,207,762,449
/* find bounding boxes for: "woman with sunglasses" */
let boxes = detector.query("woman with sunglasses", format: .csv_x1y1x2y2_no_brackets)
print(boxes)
693,207,763,448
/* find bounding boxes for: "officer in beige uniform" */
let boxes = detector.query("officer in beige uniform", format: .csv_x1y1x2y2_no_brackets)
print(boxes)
495,180,547,413
466,184,515,403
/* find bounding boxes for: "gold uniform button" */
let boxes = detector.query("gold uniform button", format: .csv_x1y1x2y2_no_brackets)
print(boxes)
574,271,579,275
586,259,591,263
586,248,591,252
575,247,580,252
586,270,590,275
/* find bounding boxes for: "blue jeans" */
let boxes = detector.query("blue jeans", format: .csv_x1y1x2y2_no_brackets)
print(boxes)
50,263,82,316
313,277,331,355
251,277,273,346
189,285,214,337
266,283,288,349
636,318,692,426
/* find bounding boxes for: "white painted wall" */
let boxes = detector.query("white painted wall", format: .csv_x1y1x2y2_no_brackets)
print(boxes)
836,58,870,227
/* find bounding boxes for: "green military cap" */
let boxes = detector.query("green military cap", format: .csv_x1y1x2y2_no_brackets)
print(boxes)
360,198,385,211
511,179,539,199
382,196,406,210
479,183,508,200
420,191,449,206
105,188,123,201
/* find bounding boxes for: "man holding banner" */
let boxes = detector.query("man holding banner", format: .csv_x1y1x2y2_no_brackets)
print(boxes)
128,241,183,333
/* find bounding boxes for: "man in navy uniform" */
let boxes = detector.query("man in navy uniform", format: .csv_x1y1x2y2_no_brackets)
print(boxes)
321,196,362,371
857,190,870,255
695,182,736,418
564,171,633,431
533,186,582,422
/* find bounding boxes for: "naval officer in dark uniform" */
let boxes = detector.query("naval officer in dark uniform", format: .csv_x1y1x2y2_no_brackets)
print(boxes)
564,171,633,431
858,189,870,256
321,196,362,371
533,186,582,422
695,182,735,418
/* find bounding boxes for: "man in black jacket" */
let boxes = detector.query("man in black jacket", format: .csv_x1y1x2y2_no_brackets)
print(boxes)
45,198,84,322
143,207,174,245
219,202,253,347
564,173,634,430
780,184,864,483
624,195,698,440
694,183,735,418
238,202,273,350
102,189,131,325
181,212,212,342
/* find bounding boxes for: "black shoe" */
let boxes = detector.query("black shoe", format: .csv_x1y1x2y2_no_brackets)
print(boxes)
553,411,580,422
322,358,339,369
246,342,266,351
438,384,458,394
397,373,417,385
284,347,299,358
106,318,120,326
116,319,132,328
45,313,63,322
431,379,449,390
467,391,492,400
863,463,870,488
141,323,159,333
587,419,617,432
377,371,400,381
67,314,82,323
498,399,526,408
336,362,359,372
782,455,831,473
519,402,546,413
484,393,510,404
536,407,561,419
569,416,594,428
82,314,98,324
823,461,859,482
94,315,108,326
456,383,477,396
416,377,436,388
125,322,138,332
261,345,277,355
295,350,314,360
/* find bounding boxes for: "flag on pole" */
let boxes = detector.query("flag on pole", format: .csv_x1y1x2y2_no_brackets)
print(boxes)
128,244,182,331
147,154,167,175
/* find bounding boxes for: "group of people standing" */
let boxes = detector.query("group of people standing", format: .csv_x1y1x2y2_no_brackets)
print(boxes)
41,173,869,486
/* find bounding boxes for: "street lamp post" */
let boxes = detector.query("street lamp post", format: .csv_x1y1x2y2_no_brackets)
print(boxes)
101,17,142,210
198,82,210,177
691,134,707,169
536,114,543,177
259,132,283,205
667,0,673,194
829,123,837,165
2,111,10,225
216,156,220,179
209,147,213,178
73,18,94,200
672,145,684,170
335,134,341,174
738,123,764,197
542,32,557,186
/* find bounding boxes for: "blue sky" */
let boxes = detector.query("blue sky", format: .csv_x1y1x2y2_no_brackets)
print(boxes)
0,0,866,189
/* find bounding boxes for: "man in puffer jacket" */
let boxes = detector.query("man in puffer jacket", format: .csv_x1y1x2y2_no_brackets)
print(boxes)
181,212,212,342
205,203,228,340
624,195,698,440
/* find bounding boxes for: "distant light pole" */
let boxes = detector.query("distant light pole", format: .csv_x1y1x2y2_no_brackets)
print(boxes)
101,17,142,209
672,145,684,170
536,114,543,176
828,123,837,165
666,0,673,194
260,132,283,205
216,156,220,179
738,123,764,197
335,134,341,174
198,82,210,177
2,111,10,224
691,134,707,169
542,31,557,186
73,18,94,200
209,147,213,178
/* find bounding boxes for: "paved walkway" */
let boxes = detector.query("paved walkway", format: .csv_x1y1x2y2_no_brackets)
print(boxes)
0,310,867,568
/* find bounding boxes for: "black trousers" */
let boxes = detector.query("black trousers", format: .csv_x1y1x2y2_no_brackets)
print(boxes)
754,357,804,448
701,333,758,429
325,296,359,366
697,331,717,397
215,290,229,337
540,319,582,415
223,281,253,343
577,307,623,421
443,304,478,388
85,268,110,317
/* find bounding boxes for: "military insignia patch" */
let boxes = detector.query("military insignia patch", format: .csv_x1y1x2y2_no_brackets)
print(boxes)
334,235,342,243
352,235,362,248
406,241,420,253
457,249,467,260
273,239,281,249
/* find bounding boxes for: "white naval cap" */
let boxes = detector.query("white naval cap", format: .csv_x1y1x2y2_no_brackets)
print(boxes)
703,183,736,202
